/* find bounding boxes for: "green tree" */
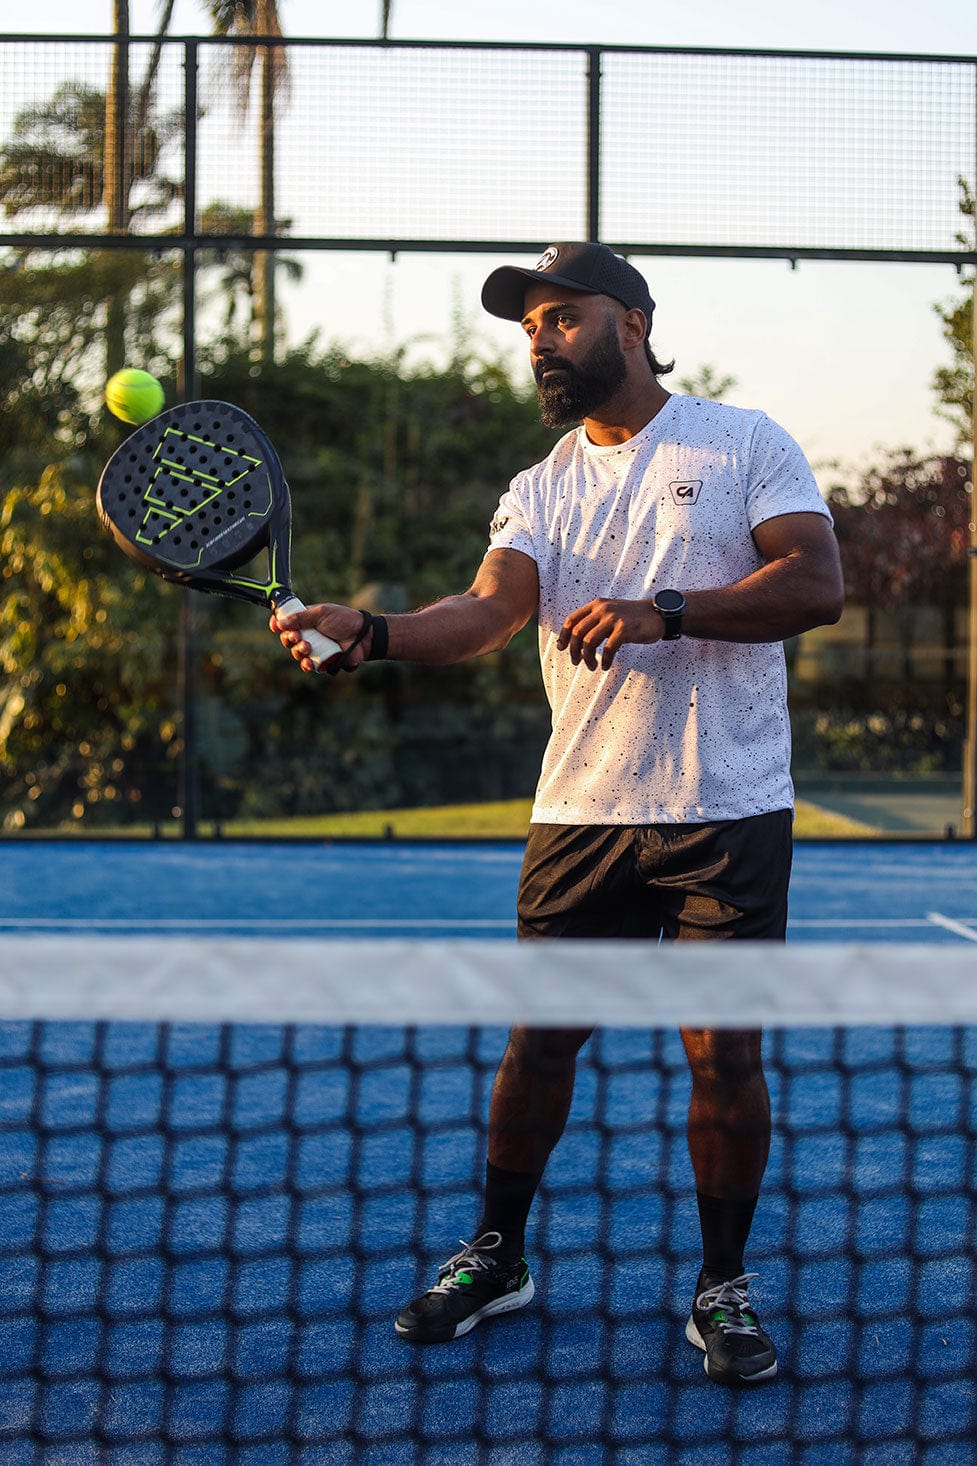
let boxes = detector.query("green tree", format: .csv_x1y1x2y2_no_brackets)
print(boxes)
0,80,181,232
806,451,972,774
102,0,177,368
932,176,975,451
0,283,84,492
0,336,555,830
0,1,183,382
677,364,737,401
198,201,302,350
829,449,970,626
0,459,181,830
206,0,289,366
0,6,196,827
0,252,178,485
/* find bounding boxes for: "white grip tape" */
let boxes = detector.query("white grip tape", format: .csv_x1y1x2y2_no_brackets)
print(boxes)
274,593,342,670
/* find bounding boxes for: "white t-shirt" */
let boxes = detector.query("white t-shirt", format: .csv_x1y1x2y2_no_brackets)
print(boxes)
486,394,833,825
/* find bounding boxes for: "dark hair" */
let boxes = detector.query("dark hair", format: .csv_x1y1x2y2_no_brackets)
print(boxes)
645,340,674,377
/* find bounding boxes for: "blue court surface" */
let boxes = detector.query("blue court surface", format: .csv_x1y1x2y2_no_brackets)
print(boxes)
0,837,973,942
1,839,976,1464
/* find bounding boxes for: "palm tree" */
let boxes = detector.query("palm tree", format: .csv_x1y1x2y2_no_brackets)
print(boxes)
0,0,181,378
0,2,178,231
104,0,179,231
207,0,288,366
198,201,302,348
103,0,130,234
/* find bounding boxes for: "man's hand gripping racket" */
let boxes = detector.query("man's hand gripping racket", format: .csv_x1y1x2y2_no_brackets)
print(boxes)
96,400,341,670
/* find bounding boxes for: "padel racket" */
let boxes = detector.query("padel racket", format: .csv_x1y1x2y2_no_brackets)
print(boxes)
96,400,340,669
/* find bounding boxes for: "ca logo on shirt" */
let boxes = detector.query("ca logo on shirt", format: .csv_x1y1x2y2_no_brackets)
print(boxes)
669,480,703,505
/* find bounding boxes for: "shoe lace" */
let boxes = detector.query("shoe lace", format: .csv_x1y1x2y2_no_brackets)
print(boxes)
430,1232,505,1294
695,1273,762,1337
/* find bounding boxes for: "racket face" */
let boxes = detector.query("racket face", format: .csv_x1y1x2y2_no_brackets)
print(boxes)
96,401,291,605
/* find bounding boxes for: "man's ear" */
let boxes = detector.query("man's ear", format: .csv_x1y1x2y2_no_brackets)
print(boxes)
622,307,649,351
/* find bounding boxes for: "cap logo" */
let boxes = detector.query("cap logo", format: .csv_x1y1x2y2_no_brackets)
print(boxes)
535,246,560,271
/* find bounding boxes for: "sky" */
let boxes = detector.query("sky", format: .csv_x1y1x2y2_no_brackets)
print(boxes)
3,1,977,481
8,0,971,54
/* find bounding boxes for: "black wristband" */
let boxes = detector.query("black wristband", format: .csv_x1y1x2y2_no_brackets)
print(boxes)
366,614,389,661
329,610,374,675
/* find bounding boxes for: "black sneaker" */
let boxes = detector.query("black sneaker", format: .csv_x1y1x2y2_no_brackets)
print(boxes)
685,1271,778,1385
395,1231,534,1343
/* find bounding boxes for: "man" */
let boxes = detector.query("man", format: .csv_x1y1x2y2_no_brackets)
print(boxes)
273,242,844,1386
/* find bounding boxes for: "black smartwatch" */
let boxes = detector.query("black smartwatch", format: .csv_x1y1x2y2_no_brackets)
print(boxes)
652,588,686,641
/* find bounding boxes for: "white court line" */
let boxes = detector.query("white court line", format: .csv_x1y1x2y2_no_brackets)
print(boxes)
0,916,512,931
790,918,935,927
0,916,949,933
926,912,977,943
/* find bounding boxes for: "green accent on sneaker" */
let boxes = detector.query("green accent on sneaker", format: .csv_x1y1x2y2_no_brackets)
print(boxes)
394,1232,536,1345
687,1272,778,1387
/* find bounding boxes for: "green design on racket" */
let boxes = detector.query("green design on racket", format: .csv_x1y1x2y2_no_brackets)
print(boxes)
96,400,340,668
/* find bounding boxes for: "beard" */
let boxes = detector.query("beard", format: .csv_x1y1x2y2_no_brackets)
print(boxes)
534,324,628,429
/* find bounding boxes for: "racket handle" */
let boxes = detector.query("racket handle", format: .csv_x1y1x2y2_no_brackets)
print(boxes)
274,593,342,670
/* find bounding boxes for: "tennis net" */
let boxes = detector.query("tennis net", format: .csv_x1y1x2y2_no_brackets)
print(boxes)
2,938,976,1464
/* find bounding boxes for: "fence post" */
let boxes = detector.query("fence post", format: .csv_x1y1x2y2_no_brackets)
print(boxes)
586,47,601,242
964,262,977,839
180,37,200,840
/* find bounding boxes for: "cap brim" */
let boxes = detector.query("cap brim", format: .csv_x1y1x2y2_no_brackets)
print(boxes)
480,266,601,322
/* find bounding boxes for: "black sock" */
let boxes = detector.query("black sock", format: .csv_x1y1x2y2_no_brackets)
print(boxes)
696,1191,759,1283
475,1162,542,1258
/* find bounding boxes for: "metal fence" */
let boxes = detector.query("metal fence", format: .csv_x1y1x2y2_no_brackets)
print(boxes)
1,35,975,261
1,33,976,838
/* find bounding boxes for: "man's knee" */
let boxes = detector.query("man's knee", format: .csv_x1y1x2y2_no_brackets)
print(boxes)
682,1027,765,1095
504,1025,593,1075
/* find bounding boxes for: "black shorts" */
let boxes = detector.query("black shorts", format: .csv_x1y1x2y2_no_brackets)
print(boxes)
517,810,792,943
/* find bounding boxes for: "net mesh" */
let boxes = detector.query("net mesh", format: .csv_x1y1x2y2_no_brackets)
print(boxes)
0,38,973,256
2,938,976,1463
600,52,976,253
0,40,186,235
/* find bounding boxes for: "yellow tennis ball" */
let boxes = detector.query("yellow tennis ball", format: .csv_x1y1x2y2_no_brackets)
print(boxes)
105,368,165,425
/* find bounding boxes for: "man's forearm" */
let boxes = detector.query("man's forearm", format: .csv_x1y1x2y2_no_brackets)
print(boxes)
376,549,540,665
683,555,844,644
381,591,525,664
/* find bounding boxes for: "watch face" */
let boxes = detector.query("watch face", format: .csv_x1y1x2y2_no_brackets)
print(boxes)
655,589,685,614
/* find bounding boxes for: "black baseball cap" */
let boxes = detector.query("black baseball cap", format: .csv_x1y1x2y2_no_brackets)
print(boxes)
481,242,656,336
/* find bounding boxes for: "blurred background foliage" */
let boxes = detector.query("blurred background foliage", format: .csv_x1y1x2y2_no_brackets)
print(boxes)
1,292,970,831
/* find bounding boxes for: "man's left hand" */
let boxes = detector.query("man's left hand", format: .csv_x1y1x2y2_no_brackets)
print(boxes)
557,598,664,670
